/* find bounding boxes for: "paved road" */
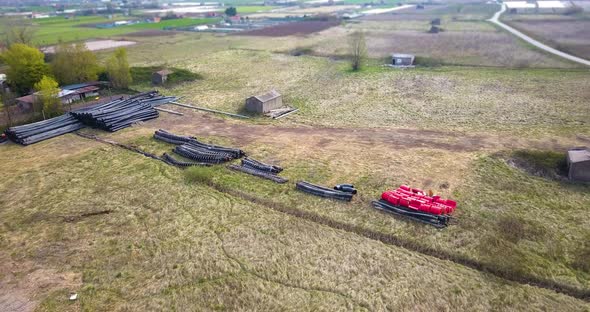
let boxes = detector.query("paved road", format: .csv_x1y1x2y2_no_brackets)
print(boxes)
488,4,590,67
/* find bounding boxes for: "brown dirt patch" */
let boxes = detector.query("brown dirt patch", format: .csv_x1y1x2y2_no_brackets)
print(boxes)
140,107,574,153
124,30,180,37
235,20,341,37
0,256,81,312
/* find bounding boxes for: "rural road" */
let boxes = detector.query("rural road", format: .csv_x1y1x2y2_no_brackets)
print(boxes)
488,4,590,67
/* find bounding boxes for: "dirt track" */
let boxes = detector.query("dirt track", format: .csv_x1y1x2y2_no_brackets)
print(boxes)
149,106,574,153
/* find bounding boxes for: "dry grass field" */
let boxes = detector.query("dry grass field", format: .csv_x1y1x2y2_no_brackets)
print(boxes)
503,15,590,59
1,132,588,311
1,3,590,311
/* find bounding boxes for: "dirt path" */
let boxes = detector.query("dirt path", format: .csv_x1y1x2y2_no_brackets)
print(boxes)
488,3,590,67
150,108,575,153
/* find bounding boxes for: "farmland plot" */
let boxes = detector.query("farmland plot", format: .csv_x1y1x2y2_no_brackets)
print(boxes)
505,17,590,59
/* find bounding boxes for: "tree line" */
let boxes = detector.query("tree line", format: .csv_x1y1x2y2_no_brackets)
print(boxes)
1,41,132,122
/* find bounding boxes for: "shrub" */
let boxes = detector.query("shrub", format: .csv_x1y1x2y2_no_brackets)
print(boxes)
348,31,367,72
511,150,568,178
184,166,217,184
572,232,590,273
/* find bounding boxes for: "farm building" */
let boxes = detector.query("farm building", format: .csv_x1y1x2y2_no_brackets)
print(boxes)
14,82,104,112
61,82,103,101
567,147,590,182
391,54,415,66
537,1,568,13
245,90,283,113
152,69,173,85
505,1,537,13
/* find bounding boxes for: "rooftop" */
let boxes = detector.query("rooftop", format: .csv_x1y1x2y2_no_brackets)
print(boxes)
155,69,174,76
504,1,537,8
251,90,281,102
568,148,590,163
392,53,415,58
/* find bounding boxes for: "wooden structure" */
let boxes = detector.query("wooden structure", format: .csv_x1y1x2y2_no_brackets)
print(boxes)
152,69,173,85
567,147,590,182
245,90,283,114
391,54,415,66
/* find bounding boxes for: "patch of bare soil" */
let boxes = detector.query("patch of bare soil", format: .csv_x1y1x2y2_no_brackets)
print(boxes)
506,156,568,181
124,30,180,37
147,107,574,153
0,257,81,312
234,20,341,37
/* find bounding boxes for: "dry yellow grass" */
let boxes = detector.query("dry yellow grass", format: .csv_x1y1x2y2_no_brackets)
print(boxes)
1,10,589,311
0,136,588,311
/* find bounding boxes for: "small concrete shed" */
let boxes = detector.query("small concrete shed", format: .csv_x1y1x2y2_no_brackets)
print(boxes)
392,54,415,66
245,90,283,114
567,147,590,182
152,69,173,85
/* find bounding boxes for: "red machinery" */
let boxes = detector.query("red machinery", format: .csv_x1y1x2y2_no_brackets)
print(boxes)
372,185,456,228
382,185,456,215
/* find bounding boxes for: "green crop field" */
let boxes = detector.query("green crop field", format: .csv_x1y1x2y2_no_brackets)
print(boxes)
0,15,217,45
1,1,590,311
235,6,277,13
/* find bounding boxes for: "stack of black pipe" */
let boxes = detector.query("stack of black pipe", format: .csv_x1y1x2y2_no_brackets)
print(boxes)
162,152,211,167
71,92,176,132
228,157,287,183
371,200,450,228
296,181,354,201
153,129,245,164
154,129,191,144
173,144,233,164
4,114,85,145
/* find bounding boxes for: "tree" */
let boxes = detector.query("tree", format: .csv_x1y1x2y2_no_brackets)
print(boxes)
225,7,237,16
1,89,17,126
1,43,50,95
3,18,36,47
34,76,61,118
106,48,132,89
348,31,367,71
52,42,100,85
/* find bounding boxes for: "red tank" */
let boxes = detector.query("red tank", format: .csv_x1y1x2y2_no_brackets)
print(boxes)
381,185,457,216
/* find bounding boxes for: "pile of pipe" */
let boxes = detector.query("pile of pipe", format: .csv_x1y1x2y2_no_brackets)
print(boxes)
153,129,245,164
296,181,354,201
71,92,176,132
228,157,287,183
4,114,85,145
162,153,211,167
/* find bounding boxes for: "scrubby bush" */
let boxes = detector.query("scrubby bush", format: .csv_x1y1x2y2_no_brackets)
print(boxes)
184,166,217,184
572,232,590,273
511,149,568,178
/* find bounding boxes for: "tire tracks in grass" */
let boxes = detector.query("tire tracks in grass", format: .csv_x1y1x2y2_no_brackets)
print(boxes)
214,231,372,311
206,182,590,302
74,132,590,302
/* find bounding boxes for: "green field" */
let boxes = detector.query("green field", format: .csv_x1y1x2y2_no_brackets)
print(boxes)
1,15,218,45
235,5,277,13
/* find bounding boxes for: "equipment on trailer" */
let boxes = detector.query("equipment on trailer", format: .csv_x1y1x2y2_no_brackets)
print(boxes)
372,185,456,228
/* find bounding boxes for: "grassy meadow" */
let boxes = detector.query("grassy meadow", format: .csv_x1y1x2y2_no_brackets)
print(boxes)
1,2,590,310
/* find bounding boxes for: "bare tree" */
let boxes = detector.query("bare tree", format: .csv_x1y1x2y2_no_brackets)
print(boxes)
3,18,36,47
349,31,367,71
1,89,17,127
